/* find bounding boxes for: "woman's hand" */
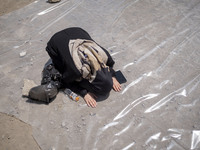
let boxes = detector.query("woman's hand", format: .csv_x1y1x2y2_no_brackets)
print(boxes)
84,93,97,108
112,77,121,92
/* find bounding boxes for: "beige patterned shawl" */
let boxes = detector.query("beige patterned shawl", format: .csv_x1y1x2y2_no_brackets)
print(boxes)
69,39,108,82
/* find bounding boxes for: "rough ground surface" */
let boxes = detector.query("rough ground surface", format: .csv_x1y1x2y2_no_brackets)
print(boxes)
0,113,40,150
0,0,200,150
0,0,35,16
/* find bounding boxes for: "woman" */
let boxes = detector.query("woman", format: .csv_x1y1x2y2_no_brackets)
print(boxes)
29,27,121,107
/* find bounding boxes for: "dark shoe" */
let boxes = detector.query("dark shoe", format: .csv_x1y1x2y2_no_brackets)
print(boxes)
28,82,58,103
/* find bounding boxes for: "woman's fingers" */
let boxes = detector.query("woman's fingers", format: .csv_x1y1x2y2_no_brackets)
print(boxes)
85,99,90,107
113,85,117,91
114,84,121,92
116,82,121,91
84,93,97,108
88,97,96,107
89,99,96,108
112,77,121,92
88,93,97,107
116,81,121,92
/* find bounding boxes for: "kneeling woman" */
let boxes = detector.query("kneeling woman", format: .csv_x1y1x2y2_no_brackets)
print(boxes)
29,27,121,107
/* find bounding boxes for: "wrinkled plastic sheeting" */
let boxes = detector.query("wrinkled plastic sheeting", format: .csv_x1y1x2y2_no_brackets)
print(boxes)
0,0,200,149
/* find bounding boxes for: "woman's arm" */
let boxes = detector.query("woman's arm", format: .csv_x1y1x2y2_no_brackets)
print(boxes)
67,81,97,108
98,45,116,77
98,45,122,92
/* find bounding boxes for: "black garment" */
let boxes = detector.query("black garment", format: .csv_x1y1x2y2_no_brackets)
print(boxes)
46,27,115,97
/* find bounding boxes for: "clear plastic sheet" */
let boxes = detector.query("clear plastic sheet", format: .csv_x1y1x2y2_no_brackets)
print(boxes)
0,0,200,149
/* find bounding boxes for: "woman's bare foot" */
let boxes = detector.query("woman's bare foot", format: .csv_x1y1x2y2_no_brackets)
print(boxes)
112,77,121,92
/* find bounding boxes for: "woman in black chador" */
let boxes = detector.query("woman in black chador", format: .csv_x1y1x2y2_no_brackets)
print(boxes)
29,27,121,107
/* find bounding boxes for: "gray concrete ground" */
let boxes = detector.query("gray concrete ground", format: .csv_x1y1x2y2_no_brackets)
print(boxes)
0,0,35,16
0,0,200,149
